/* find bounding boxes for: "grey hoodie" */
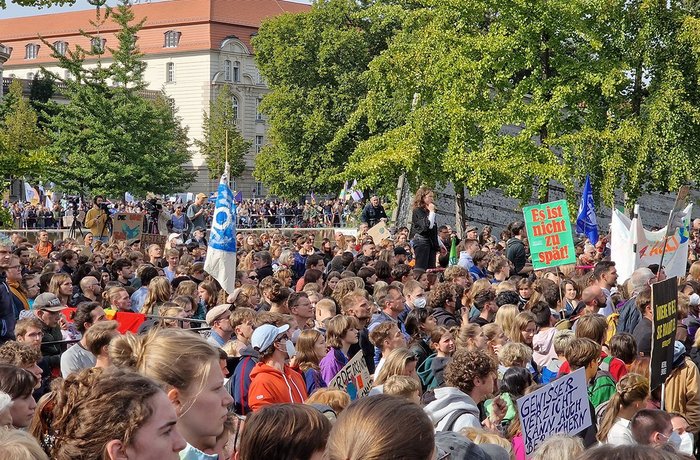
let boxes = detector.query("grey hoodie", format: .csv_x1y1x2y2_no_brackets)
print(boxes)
424,386,481,432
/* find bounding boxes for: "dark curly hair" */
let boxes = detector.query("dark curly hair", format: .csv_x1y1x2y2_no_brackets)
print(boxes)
427,282,458,310
444,349,497,395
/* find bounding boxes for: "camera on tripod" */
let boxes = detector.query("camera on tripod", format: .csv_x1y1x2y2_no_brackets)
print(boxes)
142,198,162,219
99,202,110,213
66,196,80,213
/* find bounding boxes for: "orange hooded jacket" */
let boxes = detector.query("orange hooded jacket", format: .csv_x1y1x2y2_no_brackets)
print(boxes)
248,361,308,411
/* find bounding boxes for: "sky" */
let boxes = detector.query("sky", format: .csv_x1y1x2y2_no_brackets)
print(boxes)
1,0,311,19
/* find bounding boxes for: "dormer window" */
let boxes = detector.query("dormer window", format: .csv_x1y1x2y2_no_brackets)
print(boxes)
91,37,106,53
164,30,181,48
25,43,39,60
53,41,68,56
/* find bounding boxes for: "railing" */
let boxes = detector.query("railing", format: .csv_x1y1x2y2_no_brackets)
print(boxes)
2,76,162,100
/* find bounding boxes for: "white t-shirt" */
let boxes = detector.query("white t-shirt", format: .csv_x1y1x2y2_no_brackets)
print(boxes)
607,418,635,446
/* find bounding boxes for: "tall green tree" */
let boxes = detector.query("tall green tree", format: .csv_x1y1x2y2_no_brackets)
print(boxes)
195,84,250,181
41,0,194,197
0,79,53,187
252,0,405,198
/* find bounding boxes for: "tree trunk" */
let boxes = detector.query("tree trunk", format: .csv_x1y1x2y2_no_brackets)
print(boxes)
454,182,466,239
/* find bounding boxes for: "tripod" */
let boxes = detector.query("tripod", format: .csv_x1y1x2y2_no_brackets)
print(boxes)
144,215,159,235
68,206,84,240
99,212,113,241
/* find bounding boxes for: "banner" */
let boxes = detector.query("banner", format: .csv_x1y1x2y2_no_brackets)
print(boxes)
522,200,576,270
516,367,592,456
610,204,692,283
112,213,144,244
650,277,678,390
328,351,373,400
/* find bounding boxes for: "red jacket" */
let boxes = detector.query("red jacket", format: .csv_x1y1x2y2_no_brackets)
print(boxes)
558,351,628,382
248,362,307,411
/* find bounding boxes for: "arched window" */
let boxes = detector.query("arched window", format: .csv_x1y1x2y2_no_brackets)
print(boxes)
91,38,106,53
232,95,239,119
164,30,181,48
233,61,240,82
224,60,232,82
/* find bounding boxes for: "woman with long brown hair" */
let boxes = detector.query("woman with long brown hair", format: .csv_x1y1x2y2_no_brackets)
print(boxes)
48,273,73,307
410,186,439,270
296,329,328,396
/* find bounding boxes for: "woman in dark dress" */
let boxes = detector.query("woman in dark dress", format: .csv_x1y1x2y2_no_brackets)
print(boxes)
411,187,439,270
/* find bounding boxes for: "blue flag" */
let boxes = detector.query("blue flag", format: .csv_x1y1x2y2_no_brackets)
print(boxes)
576,174,599,245
204,167,237,294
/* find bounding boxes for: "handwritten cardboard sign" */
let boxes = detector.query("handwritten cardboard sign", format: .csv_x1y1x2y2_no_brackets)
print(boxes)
139,233,167,252
112,213,144,243
523,200,576,270
367,221,390,244
328,352,373,400
516,367,591,457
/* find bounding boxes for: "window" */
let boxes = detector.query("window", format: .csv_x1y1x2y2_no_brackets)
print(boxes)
91,37,106,53
224,60,232,81
255,135,263,153
27,72,34,80
233,61,240,82
255,181,263,196
255,97,263,121
164,30,181,48
166,62,175,83
232,95,239,119
53,41,68,56
25,43,39,60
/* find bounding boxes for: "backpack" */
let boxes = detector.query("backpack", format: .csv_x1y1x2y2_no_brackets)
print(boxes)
231,355,258,416
418,353,439,390
440,408,473,432
605,312,620,345
590,366,616,425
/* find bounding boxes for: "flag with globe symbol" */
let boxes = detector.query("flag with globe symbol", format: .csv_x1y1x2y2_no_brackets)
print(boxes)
204,164,237,294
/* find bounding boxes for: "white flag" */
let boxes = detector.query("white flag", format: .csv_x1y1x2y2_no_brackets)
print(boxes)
204,164,237,295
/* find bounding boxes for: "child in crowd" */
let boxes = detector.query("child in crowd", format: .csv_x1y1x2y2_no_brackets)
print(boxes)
224,308,256,358
429,326,456,388
541,329,575,384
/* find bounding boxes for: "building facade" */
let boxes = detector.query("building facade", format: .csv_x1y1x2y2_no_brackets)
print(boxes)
0,0,309,195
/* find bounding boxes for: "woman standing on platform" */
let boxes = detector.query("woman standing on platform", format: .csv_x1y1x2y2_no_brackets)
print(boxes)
411,187,439,270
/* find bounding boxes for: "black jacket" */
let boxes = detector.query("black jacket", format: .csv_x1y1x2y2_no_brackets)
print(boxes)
361,203,387,227
0,273,15,344
349,326,375,375
505,237,527,274
411,207,439,250
431,307,460,328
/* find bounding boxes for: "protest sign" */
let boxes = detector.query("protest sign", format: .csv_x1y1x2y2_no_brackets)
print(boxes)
328,352,373,400
650,277,678,390
140,233,167,252
516,367,591,457
367,221,390,244
611,204,692,283
522,200,576,270
112,213,144,243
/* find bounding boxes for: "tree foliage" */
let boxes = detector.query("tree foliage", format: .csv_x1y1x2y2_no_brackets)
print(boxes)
0,79,53,186
41,0,194,197
256,0,700,210
195,84,250,181
252,0,405,198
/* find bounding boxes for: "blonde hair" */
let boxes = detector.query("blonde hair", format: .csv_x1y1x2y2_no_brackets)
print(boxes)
456,323,482,351
0,427,49,460
596,373,650,442
383,375,420,400
530,434,584,460
461,427,512,454
498,342,533,368
305,388,351,414
325,394,434,460
374,348,417,386
326,315,359,349
110,328,217,395
315,298,337,317
102,286,128,309
141,276,172,315
494,304,518,337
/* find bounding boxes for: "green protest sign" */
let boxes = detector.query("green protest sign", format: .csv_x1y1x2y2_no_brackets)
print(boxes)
523,200,576,270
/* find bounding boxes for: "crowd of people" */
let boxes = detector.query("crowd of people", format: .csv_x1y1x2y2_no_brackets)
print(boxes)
0,185,698,459
3,193,368,231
